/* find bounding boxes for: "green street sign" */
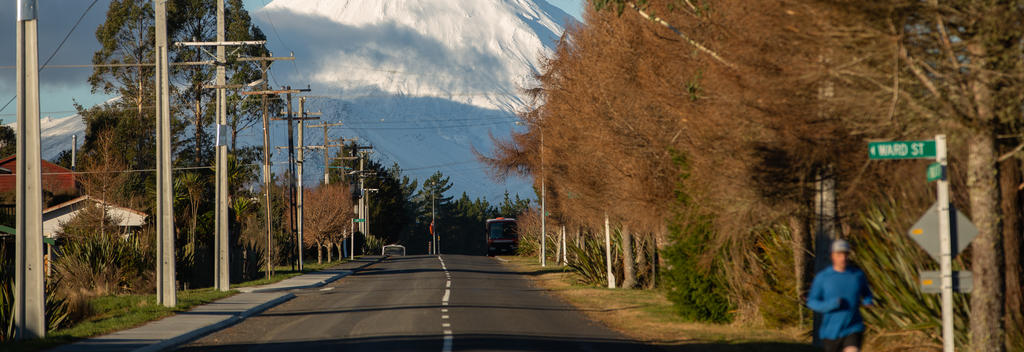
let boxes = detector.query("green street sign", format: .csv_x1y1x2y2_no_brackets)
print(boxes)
869,140,936,159
927,163,944,182
353,218,366,223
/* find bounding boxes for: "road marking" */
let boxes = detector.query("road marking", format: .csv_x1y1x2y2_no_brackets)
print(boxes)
319,287,334,291
494,256,509,262
439,256,453,352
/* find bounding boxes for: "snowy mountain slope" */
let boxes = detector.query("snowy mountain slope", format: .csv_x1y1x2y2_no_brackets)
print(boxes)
6,114,84,161
250,0,573,200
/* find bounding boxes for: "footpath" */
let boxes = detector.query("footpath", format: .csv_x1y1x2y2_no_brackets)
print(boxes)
49,256,382,352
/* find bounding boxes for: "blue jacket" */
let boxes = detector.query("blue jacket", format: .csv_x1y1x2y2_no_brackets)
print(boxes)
806,266,873,340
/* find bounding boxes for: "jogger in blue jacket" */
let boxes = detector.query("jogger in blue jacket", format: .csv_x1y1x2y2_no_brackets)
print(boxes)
807,239,873,352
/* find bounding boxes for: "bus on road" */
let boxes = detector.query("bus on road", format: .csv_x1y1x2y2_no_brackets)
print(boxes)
486,217,518,256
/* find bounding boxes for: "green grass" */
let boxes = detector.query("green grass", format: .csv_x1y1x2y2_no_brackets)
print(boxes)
2,288,235,352
3,259,353,352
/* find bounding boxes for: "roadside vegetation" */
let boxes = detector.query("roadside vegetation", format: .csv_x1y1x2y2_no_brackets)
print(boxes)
484,1,1024,351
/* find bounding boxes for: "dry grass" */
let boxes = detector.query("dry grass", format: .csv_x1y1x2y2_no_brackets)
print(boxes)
499,255,816,352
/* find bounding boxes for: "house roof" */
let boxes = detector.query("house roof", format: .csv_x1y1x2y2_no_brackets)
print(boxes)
43,195,148,218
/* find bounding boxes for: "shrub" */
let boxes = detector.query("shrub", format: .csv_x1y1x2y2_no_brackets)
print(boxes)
662,213,732,323
661,151,731,323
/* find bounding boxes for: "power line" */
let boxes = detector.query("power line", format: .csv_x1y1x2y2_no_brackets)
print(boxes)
0,0,101,115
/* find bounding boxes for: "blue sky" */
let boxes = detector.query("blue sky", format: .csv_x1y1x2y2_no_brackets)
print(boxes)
0,0,584,123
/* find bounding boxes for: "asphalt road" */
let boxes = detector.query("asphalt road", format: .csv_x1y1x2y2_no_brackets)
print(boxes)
179,254,651,351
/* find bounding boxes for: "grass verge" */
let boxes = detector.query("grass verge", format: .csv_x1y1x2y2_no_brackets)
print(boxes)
4,259,353,352
498,255,817,352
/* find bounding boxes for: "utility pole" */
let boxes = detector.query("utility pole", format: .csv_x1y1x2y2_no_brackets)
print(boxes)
241,80,301,279
272,92,317,271
306,123,345,184
14,0,44,339
214,0,229,291
260,62,272,279
176,8,265,291
432,188,436,255
155,0,176,307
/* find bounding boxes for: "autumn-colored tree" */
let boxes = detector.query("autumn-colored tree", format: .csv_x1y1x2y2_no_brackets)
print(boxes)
303,184,354,264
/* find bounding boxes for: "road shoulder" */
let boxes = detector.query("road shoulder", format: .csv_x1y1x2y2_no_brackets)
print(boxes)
496,255,815,352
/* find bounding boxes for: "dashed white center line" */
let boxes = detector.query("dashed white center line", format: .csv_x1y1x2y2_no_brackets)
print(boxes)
439,256,454,352
319,287,334,291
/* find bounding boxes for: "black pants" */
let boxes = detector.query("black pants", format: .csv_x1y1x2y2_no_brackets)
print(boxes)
823,332,863,352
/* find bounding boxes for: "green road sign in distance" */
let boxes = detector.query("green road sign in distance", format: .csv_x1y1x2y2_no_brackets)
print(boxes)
927,163,944,182
907,202,978,263
354,218,366,223
869,140,936,159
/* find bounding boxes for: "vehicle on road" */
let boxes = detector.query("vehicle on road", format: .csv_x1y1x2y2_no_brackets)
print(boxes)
486,217,518,256
382,244,406,256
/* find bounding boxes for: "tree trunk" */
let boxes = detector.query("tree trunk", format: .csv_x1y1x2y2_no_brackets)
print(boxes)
317,242,323,264
968,129,1004,352
1000,155,1023,347
621,225,637,289
326,243,332,262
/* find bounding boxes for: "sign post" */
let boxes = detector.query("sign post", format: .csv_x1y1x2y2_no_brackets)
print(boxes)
869,135,959,352
934,135,954,352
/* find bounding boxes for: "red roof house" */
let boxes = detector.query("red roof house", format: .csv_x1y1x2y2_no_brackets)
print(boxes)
0,155,77,196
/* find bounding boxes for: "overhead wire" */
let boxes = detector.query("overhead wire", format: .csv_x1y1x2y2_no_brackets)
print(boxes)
0,0,102,115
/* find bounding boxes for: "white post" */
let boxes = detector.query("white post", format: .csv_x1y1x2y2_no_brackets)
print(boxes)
14,0,45,339
935,134,953,352
541,178,546,267
605,213,615,289
155,0,176,307
561,225,567,264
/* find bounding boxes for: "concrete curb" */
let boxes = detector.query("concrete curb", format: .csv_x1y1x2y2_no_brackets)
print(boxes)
238,257,384,293
132,292,296,352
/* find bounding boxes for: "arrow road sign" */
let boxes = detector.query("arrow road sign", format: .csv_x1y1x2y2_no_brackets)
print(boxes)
907,202,978,263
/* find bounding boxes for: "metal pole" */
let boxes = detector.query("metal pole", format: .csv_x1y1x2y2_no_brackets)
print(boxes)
155,0,176,307
71,134,77,171
935,134,953,352
605,213,615,289
540,129,546,267
350,220,355,259
14,0,45,338
213,0,230,291
296,98,305,271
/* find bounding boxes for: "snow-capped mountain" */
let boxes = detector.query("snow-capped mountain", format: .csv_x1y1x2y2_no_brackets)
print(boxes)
6,114,84,160
252,0,572,200
20,0,572,201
